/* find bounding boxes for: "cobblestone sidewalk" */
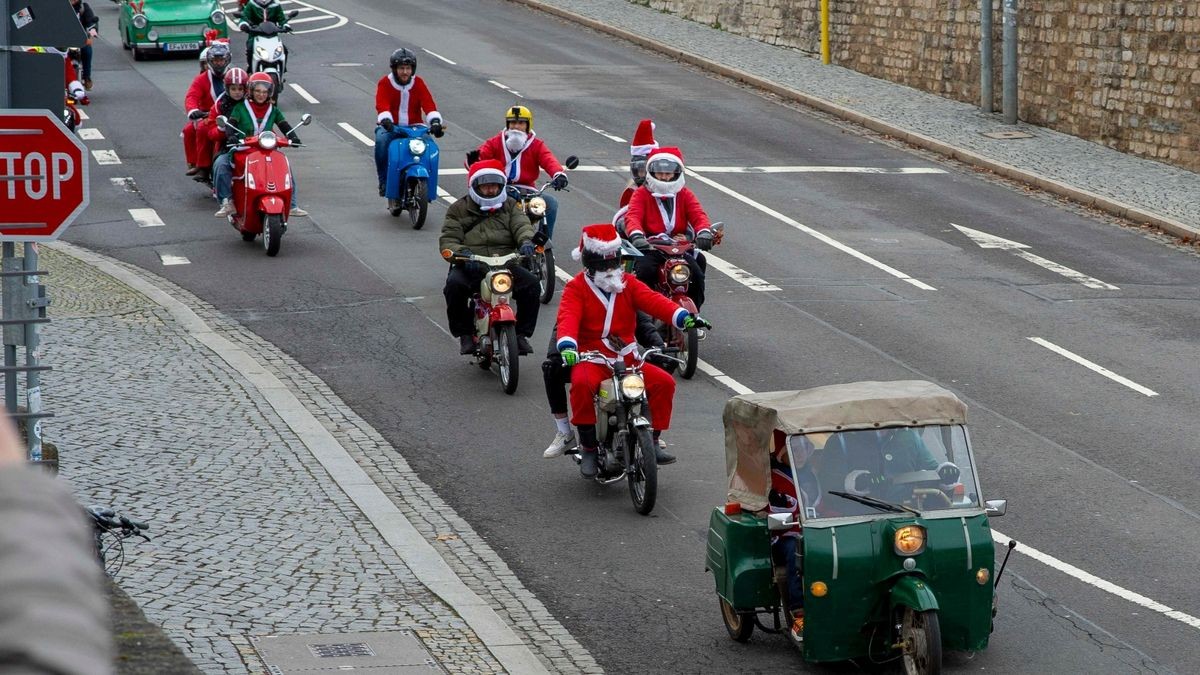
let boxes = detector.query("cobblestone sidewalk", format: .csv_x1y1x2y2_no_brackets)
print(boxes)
512,0,1200,240
38,244,599,674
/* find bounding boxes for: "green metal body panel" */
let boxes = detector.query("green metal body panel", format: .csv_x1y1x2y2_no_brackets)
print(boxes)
704,509,776,610
120,0,228,48
889,574,939,612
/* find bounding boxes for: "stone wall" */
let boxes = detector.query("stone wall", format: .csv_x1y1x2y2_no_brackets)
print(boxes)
638,0,1200,171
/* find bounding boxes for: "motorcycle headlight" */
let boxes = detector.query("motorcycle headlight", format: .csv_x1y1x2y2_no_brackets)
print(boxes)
527,196,546,217
273,46,284,59
669,263,691,285
620,374,645,399
255,44,269,58
210,10,226,24
147,29,158,41
258,131,277,150
490,272,513,294
132,14,148,29
894,525,926,556
408,138,426,156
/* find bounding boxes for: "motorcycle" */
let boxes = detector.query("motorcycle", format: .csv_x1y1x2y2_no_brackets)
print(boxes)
505,154,578,303
386,124,441,229
562,346,683,515
63,94,86,134
646,223,723,379
216,112,311,256
237,12,298,101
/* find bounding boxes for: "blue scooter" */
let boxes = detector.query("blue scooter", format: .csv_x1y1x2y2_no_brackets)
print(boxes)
385,124,440,229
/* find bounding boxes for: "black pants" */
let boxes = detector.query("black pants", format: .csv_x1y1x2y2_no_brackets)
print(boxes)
444,264,539,338
541,317,666,416
634,250,707,310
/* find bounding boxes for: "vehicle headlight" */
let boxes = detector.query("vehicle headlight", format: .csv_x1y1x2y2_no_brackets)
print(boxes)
255,44,269,57
210,10,225,24
620,374,645,398
894,525,926,556
273,46,284,59
146,29,158,41
490,272,512,294
408,138,426,156
258,131,277,150
527,196,546,217
669,263,690,284
132,14,148,29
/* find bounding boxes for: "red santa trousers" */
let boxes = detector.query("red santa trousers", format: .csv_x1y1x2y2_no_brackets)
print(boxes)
569,361,676,431
182,121,199,165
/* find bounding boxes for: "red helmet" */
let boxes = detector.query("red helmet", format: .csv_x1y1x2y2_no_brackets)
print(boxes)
223,67,248,87
247,72,274,95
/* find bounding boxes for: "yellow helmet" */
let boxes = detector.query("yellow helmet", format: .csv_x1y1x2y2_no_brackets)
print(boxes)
505,105,533,131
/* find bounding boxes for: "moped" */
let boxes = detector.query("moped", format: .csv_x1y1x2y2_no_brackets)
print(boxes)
386,124,441,229
237,11,298,101
645,222,722,379
505,154,578,303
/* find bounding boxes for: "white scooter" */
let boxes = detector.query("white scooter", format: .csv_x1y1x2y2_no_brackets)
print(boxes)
238,10,298,102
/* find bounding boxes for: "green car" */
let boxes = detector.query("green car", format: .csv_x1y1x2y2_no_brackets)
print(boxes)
117,0,229,61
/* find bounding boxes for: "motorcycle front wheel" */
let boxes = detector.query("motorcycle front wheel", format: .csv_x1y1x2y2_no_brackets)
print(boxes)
679,327,699,379
628,427,658,515
537,247,555,304
900,608,943,675
409,179,428,229
263,214,283,256
496,324,519,395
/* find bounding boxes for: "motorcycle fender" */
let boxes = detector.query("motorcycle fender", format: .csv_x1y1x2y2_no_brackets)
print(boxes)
258,196,286,215
889,575,940,614
490,303,516,324
407,165,430,179
675,296,698,316
631,415,651,429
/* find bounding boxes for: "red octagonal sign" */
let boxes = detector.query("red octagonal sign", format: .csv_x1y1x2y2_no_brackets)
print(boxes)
0,109,90,242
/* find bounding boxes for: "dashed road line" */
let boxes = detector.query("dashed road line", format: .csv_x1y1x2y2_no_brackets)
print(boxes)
338,122,374,147
110,177,137,192
572,119,626,143
77,109,89,120
282,0,347,34
422,48,456,65
78,128,104,140
290,83,320,104
436,186,456,205
158,253,190,266
1027,337,1158,397
702,253,780,292
689,166,947,174
92,149,121,165
487,80,524,98
129,208,164,228
354,21,388,35
952,223,1119,290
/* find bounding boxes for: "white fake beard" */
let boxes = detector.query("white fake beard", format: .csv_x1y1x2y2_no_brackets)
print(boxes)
504,130,528,154
591,269,626,294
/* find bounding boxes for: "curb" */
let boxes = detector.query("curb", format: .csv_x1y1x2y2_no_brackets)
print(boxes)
508,0,1200,243
47,241,550,675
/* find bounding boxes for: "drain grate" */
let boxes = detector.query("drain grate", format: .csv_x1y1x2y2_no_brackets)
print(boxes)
309,642,375,658
981,130,1035,140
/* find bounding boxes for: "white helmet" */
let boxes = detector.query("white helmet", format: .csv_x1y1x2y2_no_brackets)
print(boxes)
467,161,508,212
644,147,685,196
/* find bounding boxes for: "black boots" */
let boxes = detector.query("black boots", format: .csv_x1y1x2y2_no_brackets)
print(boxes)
459,335,476,355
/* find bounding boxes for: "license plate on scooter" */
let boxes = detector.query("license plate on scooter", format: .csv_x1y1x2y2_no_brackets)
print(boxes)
164,41,201,52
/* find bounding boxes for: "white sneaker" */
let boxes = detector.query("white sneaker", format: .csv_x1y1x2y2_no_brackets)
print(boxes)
214,199,235,218
289,206,308,217
543,430,575,458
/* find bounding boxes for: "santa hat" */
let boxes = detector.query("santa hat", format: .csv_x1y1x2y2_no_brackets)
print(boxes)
618,187,634,209
646,146,684,168
630,119,658,157
571,223,623,262
467,159,506,185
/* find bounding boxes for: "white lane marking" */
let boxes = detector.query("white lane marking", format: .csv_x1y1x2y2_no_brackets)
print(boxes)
689,166,947,174
952,223,1118,290
436,186,456,205
329,62,364,67
110,177,137,192
685,169,937,291
92,149,121,165
990,531,1198,630
438,165,615,176
354,21,388,35
288,15,329,24
129,208,164,228
286,0,348,34
158,253,190,266
422,48,456,65
572,119,626,143
78,128,104,140
487,80,524,98
702,252,780,292
1027,337,1159,397
290,83,319,104
77,109,89,120
693,359,754,395
338,122,374,147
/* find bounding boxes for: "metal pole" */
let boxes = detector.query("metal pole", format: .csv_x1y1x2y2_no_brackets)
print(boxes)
23,242,42,462
3,242,16,415
980,0,993,112
0,0,10,109
1002,0,1018,124
820,0,831,65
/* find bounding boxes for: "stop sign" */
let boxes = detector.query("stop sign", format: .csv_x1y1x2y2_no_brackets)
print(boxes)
0,109,90,242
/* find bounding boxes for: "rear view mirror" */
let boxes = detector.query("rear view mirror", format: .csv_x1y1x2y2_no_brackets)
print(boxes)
287,9,300,18
300,113,313,126
711,221,725,233
767,512,797,531
985,499,1007,517
564,155,579,170
531,231,549,246
216,115,228,130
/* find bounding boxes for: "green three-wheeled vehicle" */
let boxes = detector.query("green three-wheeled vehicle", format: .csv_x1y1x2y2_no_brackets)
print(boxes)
706,381,1012,674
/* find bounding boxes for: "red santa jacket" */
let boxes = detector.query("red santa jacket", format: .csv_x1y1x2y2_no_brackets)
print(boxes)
374,74,441,126
477,132,564,189
555,272,688,358
184,70,224,117
624,185,712,240
204,93,240,141
64,57,84,100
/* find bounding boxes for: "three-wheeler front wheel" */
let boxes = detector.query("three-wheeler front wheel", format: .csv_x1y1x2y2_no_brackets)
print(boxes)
718,597,754,642
901,607,942,675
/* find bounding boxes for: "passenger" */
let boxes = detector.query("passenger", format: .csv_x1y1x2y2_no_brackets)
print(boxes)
768,431,819,644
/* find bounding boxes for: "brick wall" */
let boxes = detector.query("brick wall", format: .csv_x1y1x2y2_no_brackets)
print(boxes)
639,0,1200,171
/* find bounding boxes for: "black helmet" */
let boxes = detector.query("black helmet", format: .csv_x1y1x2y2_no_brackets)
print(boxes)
630,155,648,187
206,42,231,77
389,48,417,73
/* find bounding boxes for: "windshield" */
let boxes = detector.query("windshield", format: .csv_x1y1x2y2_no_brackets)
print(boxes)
775,425,981,522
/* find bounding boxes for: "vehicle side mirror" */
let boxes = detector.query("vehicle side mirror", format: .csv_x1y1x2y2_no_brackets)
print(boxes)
767,512,797,531
985,499,1007,517
564,155,579,170
465,149,480,165
216,115,228,130
287,9,300,18
531,231,548,246
300,113,312,126
231,10,242,20
711,221,725,233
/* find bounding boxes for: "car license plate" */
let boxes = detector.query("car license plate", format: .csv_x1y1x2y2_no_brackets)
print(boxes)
164,41,201,52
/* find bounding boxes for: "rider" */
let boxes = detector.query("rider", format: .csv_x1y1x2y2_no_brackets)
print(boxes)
200,67,248,180
374,48,444,197
613,118,658,233
213,72,307,218
69,0,98,90
768,431,820,643
184,42,230,178
624,146,714,310
556,223,710,478
237,0,289,70
843,428,961,501
475,106,568,238
439,160,539,356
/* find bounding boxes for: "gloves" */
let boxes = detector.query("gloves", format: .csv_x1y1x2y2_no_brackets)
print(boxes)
188,109,206,120
854,472,887,493
286,131,303,146
430,120,445,138
519,241,536,258
551,174,568,191
682,314,711,331
629,233,650,251
695,229,714,251
937,462,961,484
380,119,395,132
560,349,579,367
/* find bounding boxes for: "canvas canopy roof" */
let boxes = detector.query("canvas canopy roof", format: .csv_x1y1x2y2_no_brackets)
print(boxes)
722,380,967,511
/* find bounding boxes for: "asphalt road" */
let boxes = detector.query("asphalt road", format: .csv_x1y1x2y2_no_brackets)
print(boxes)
68,0,1200,672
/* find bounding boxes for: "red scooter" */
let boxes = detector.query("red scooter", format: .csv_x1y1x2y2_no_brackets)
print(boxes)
216,113,310,256
647,223,723,379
